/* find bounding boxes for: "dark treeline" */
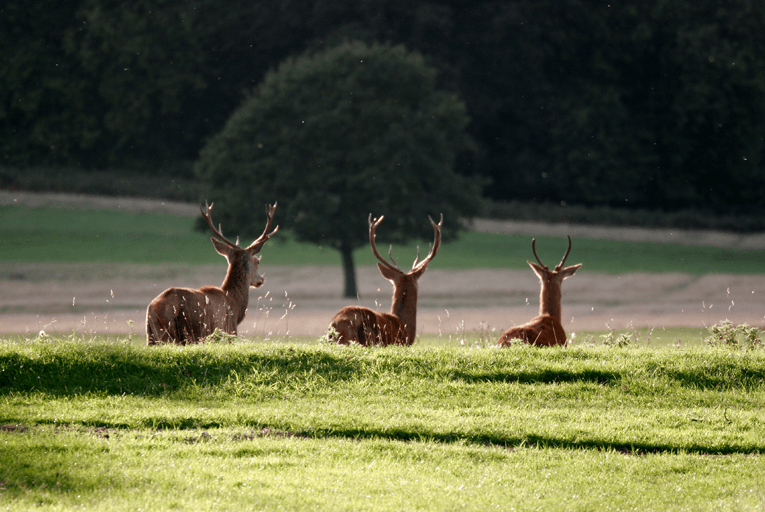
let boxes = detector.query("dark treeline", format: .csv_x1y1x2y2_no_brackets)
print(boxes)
2,0,765,215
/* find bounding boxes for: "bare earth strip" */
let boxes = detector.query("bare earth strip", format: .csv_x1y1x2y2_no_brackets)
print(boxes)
2,191,764,339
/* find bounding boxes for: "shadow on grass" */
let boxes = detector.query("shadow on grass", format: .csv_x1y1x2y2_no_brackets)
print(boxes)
0,346,361,397
303,426,765,456
449,365,765,391
3,345,765,396
1,421,762,465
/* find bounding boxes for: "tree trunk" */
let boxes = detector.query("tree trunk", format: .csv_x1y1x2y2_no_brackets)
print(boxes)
340,243,358,299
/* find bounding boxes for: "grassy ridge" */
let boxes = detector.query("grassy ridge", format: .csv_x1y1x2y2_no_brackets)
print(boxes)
2,204,765,273
2,340,764,452
1,339,765,511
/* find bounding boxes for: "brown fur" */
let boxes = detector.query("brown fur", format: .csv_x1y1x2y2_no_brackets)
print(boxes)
146,202,277,345
327,214,442,347
497,236,581,348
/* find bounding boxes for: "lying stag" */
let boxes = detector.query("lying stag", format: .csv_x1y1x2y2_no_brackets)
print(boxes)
496,236,581,347
327,214,442,346
146,201,278,344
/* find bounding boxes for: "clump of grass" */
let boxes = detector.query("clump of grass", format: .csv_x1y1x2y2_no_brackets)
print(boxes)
202,328,239,344
704,320,763,349
472,321,497,348
322,325,340,344
600,329,635,347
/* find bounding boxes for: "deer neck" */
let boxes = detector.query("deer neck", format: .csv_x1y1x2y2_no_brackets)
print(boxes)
390,279,418,343
539,279,562,322
220,256,251,323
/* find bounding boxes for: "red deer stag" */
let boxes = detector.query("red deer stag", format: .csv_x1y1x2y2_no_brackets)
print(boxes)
146,201,278,345
327,213,443,346
496,236,581,347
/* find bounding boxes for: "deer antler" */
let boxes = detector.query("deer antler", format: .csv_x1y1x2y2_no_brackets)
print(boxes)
531,235,572,271
531,238,546,269
246,202,279,253
201,201,239,248
554,235,572,271
368,214,401,271
412,214,443,272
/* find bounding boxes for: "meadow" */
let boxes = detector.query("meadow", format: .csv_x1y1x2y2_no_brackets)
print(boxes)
1,202,765,510
2,338,765,511
2,204,765,274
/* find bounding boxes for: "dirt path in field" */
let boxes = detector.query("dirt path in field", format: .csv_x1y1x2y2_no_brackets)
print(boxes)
2,190,765,341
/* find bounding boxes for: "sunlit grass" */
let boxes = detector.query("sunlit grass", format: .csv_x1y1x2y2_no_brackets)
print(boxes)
2,426,764,512
2,337,765,510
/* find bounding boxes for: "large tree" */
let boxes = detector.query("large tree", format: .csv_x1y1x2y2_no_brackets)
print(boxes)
195,41,482,297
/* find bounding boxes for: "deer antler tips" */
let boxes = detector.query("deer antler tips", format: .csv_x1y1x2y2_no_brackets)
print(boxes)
427,213,444,229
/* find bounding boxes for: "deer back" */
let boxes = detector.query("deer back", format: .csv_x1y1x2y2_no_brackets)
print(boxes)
146,286,236,344
497,315,567,347
328,306,407,346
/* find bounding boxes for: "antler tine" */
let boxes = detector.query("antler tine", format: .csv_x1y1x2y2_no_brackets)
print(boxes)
555,235,572,270
531,238,547,269
413,213,443,271
368,214,400,271
201,201,238,248
246,202,279,253
412,245,421,269
387,245,400,269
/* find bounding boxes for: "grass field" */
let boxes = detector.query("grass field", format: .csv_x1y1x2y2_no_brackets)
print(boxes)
2,204,765,273
2,202,765,510
1,338,765,511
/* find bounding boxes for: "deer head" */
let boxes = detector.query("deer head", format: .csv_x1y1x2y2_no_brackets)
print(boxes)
527,235,581,321
369,213,442,290
200,201,279,289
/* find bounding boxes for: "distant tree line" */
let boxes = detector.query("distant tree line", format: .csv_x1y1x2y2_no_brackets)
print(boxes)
2,0,764,214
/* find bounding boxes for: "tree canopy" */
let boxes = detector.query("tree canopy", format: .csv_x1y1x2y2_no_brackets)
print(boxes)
194,41,483,297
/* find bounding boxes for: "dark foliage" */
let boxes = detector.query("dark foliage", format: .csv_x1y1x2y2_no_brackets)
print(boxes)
2,0,765,217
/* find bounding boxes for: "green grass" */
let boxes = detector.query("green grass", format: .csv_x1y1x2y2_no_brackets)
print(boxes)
2,204,765,273
2,338,765,510
0,326,711,348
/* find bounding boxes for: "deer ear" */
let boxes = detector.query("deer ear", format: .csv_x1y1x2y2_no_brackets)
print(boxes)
559,263,582,279
210,237,232,258
377,263,400,282
527,261,546,280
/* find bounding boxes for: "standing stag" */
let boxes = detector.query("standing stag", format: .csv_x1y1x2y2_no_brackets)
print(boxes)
326,213,443,346
496,236,581,347
146,201,278,345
